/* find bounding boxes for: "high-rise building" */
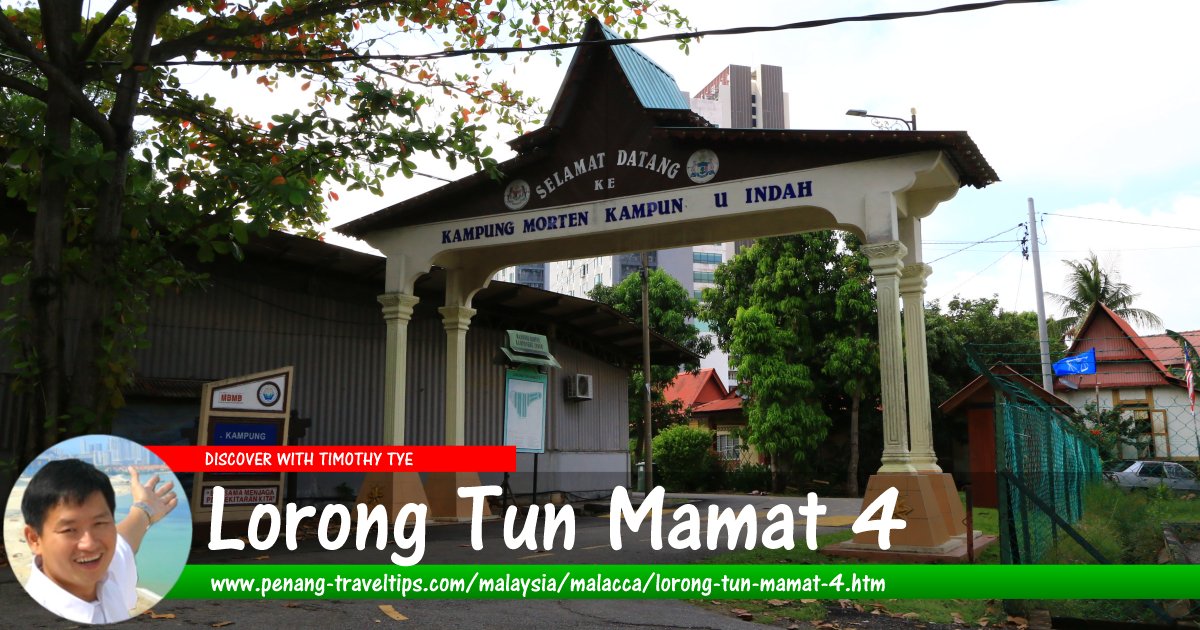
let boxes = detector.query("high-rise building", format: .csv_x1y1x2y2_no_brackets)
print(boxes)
689,64,789,130
494,262,549,290
547,252,658,299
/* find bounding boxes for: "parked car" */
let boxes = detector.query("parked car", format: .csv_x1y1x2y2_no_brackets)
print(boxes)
1103,460,1200,492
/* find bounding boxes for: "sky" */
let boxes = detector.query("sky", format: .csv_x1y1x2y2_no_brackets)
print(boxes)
191,0,1200,335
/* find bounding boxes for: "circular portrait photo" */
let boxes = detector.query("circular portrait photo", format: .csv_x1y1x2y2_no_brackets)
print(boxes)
4,435,191,625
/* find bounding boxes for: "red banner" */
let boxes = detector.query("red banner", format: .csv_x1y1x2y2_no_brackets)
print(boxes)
146,446,516,473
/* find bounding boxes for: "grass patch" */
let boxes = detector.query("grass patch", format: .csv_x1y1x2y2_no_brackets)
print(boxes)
1042,483,1199,564
1020,484,1200,624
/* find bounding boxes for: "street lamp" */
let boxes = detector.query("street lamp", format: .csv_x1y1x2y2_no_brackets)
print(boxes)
846,107,917,131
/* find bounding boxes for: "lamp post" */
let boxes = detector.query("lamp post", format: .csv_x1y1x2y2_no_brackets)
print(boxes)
846,107,917,131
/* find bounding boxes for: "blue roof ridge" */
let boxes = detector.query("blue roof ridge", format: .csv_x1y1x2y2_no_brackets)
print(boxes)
599,22,690,110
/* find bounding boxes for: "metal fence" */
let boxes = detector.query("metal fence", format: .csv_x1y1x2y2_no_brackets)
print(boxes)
964,348,1103,565
993,398,1102,564
966,348,1192,624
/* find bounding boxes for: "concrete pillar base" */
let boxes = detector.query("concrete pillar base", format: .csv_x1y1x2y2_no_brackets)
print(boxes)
425,471,493,521
357,472,429,520
851,472,966,550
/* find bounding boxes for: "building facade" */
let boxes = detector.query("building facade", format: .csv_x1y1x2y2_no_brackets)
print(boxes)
1055,304,1200,461
689,64,790,130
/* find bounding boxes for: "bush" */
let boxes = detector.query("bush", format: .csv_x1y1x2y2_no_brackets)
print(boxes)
652,425,719,492
726,463,772,493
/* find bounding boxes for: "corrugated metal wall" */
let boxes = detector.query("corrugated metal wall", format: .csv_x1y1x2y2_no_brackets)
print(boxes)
131,276,631,453
135,276,387,446
550,343,628,452
403,316,447,446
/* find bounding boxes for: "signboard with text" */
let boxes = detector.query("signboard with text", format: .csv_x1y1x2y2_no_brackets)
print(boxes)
503,369,547,454
191,367,293,526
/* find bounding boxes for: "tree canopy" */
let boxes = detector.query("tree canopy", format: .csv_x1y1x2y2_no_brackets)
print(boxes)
589,267,712,459
925,295,1066,407
0,0,686,463
1046,251,1161,333
703,232,877,491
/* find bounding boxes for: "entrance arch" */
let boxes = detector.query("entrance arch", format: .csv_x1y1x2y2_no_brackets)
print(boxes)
337,18,997,551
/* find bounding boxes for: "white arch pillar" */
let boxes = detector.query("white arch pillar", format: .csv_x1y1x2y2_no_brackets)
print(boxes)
863,241,915,473
901,263,940,472
438,304,476,446
378,292,420,445
426,267,492,521
357,292,427,520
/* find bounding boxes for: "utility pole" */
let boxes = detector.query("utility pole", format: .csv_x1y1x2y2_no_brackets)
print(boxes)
641,251,654,490
1029,198,1053,391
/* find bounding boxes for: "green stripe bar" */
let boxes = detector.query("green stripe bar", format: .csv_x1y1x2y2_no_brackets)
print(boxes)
170,564,1200,600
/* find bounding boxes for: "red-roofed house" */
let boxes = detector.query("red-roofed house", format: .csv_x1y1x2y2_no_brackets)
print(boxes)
663,368,728,410
1055,304,1198,461
664,369,760,466
1144,330,1200,371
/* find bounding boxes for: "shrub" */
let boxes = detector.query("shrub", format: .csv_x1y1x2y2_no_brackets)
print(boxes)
726,463,772,493
652,424,718,492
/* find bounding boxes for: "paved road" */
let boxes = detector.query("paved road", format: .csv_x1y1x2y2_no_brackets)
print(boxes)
2,492,864,629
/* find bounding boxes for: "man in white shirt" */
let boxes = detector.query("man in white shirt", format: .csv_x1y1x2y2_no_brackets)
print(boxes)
21,458,178,624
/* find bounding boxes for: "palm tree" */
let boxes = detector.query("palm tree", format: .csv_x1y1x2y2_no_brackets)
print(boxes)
1046,252,1162,333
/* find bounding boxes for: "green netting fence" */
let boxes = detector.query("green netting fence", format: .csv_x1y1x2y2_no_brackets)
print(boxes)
964,349,1103,565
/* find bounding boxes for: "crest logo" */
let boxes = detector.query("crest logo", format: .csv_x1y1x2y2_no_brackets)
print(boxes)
686,149,719,184
257,382,281,407
504,179,531,210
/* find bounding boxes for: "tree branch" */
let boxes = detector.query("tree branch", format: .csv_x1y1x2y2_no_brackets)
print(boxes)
0,69,48,101
79,0,138,60
148,0,391,64
0,14,116,145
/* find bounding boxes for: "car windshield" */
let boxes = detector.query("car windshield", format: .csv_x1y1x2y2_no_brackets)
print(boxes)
1104,460,1137,473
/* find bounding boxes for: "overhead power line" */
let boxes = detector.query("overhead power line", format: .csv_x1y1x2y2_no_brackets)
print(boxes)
926,224,1024,264
71,0,1059,67
1044,212,1200,233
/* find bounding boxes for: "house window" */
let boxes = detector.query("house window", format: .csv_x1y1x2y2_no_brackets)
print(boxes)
716,433,740,461
693,271,715,283
1118,403,1169,458
692,251,722,264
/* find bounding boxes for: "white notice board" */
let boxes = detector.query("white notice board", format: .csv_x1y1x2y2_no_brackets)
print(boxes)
504,368,547,453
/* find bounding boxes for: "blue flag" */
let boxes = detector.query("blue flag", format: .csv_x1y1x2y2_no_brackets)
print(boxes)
1053,348,1097,376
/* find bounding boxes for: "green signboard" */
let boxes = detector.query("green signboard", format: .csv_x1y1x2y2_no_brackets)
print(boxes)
502,330,561,368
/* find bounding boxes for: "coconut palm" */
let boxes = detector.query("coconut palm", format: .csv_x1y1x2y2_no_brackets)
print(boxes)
1046,252,1162,333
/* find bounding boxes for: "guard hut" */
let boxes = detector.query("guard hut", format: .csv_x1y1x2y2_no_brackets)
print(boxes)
337,17,999,556
939,364,1078,509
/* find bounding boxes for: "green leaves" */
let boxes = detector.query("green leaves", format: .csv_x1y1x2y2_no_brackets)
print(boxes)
1,0,691,449
706,232,878,473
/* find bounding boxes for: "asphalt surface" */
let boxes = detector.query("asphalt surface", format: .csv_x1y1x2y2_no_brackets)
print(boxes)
2,492,866,629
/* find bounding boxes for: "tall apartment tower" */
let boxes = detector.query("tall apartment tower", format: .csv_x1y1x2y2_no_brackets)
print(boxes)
494,263,550,290
689,64,790,130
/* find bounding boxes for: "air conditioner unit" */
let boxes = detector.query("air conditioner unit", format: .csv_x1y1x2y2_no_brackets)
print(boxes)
567,374,593,401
